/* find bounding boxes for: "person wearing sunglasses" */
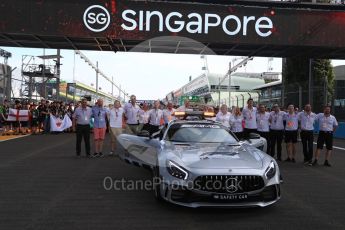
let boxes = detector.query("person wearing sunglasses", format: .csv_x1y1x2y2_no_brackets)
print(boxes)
109,100,124,156
92,99,108,157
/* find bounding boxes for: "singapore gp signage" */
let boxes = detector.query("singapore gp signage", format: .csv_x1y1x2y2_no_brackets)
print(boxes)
83,5,111,32
2,0,345,50
83,4,273,38
120,10,273,38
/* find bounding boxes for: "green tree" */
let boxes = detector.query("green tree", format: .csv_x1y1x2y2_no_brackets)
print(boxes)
312,59,335,109
282,57,334,112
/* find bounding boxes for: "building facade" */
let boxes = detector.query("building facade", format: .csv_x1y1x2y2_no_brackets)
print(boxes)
168,72,265,108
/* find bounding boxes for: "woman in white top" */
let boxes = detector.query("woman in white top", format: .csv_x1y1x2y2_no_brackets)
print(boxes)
230,106,244,140
215,104,232,128
108,100,124,156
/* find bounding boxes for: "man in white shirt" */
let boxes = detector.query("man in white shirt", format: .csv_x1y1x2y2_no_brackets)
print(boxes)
269,104,285,161
216,104,232,128
256,104,271,155
242,98,257,139
298,104,317,164
138,103,150,132
124,95,140,135
108,100,124,156
311,106,338,167
163,102,176,126
72,98,92,158
283,104,299,162
177,99,193,112
148,100,164,135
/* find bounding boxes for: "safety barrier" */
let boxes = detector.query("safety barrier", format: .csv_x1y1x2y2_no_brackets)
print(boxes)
334,122,345,139
314,121,345,139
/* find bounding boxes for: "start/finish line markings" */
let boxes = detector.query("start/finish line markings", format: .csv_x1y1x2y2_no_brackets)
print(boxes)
313,142,345,151
0,134,31,142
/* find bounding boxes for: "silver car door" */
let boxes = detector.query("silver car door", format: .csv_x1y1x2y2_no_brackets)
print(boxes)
117,134,160,168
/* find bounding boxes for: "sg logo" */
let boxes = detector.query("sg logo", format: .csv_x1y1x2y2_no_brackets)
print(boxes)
83,5,110,32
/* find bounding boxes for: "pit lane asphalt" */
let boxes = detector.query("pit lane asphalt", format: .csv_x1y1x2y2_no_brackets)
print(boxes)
0,133,344,230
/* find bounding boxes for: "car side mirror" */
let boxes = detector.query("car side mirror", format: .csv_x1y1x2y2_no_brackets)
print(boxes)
249,133,261,139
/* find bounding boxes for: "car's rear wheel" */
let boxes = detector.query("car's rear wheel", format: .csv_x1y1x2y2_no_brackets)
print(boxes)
153,166,163,201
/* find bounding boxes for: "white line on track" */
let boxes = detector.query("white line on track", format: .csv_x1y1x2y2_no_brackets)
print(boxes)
313,142,345,151
0,134,31,142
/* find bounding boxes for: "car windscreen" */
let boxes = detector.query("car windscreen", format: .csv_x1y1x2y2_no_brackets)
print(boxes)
165,124,238,144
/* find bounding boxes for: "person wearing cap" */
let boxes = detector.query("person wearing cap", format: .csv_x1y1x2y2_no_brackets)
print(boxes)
216,104,232,128
242,98,257,139
298,104,317,164
310,105,338,167
124,95,140,135
269,104,285,161
256,104,271,155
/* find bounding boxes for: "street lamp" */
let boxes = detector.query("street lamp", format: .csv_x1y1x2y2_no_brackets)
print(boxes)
217,56,254,107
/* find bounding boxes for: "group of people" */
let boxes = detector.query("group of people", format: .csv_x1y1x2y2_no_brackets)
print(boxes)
72,95,176,158
1,96,339,167
215,98,338,167
0,99,74,135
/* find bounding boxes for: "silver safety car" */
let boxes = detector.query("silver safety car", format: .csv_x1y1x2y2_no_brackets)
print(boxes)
118,111,281,208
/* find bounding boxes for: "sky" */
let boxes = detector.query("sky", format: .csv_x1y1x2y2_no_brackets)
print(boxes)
2,46,345,100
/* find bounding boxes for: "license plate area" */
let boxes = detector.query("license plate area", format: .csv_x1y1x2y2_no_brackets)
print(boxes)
213,193,248,201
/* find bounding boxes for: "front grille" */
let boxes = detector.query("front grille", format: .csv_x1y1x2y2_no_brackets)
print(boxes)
194,175,265,194
170,185,279,204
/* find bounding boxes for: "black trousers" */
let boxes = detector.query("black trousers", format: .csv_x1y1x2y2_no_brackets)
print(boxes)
148,124,160,136
270,130,284,160
76,124,90,156
244,128,257,139
233,132,244,141
300,130,314,162
258,131,271,155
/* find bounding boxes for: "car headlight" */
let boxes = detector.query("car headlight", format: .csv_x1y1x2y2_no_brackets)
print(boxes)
166,161,189,180
264,161,276,180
